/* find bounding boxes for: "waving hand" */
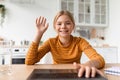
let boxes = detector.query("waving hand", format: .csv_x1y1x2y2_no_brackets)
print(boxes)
34,16,49,43
36,16,49,34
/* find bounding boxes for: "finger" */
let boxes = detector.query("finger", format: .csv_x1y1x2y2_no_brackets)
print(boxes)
38,16,42,24
73,62,80,69
39,16,41,23
40,16,44,24
42,18,46,26
73,62,77,65
91,67,96,77
78,66,85,77
45,23,49,30
36,17,39,25
36,16,41,26
85,66,91,78
73,63,87,77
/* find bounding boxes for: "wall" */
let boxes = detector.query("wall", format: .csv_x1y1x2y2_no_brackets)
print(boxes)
105,0,120,63
0,0,120,62
0,0,59,45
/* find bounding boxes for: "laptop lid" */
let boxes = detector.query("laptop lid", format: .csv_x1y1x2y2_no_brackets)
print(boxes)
27,69,108,80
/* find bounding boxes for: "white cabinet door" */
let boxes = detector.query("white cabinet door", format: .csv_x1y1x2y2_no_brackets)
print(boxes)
37,52,53,64
59,0,108,27
81,47,118,63
95,47,118,63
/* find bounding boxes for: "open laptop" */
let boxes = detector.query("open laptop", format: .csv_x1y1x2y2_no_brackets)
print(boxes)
27,69,108,80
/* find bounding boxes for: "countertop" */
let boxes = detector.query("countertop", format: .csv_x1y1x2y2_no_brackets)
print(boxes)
0,63,120,80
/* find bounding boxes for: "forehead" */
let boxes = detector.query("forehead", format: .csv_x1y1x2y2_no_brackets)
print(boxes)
56,15,71,22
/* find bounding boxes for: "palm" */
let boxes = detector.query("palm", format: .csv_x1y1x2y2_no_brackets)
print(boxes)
36,16,49,34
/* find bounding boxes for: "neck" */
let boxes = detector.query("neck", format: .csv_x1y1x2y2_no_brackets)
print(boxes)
59,36,71,46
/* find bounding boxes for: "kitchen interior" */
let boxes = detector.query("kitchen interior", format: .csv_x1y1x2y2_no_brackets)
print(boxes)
0,0,120,64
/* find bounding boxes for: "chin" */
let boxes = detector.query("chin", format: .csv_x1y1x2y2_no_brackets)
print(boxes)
59,34,70,37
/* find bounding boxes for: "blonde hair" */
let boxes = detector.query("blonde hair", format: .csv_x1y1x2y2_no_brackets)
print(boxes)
53,10,75,29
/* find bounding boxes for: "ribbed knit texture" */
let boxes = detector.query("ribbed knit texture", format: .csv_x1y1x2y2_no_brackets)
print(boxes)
25,35,105,68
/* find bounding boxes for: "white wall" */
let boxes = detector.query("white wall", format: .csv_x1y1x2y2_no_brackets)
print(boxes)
105,0,120,62
0,0,120,62
0,0,59,45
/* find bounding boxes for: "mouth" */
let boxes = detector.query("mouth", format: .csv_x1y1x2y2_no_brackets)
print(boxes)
59,30,69,33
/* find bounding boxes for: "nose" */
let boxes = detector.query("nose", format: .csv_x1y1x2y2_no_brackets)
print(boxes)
61,23,66,29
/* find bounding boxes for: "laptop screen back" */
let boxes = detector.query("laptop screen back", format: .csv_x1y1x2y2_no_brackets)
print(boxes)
27,69,107,80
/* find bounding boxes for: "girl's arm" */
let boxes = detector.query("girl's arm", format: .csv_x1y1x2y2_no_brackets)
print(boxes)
25,16,49,65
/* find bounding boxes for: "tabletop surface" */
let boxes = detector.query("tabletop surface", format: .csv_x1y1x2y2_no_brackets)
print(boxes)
0,63,120,80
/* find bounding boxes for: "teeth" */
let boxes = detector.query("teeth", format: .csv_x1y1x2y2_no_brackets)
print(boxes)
60,30,68,32
60,31,67,33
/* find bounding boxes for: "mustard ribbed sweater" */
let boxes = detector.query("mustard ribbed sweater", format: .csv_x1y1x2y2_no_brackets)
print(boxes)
25,35,105,68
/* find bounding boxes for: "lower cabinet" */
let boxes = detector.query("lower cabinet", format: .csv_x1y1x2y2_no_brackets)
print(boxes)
37,52,53,64
81,47,118,63
12,58,25,64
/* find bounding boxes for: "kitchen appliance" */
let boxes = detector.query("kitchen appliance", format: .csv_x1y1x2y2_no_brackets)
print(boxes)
12,47,28,64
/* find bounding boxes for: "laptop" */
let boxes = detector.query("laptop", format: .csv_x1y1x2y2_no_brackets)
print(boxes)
27,69,108,80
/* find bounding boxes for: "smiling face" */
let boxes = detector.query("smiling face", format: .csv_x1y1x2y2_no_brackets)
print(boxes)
54,15,74,38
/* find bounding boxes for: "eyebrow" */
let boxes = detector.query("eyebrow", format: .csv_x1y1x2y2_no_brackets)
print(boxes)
57,20,72,23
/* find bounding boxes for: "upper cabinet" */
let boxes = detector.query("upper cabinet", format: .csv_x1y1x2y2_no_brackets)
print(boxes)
59,0,109,27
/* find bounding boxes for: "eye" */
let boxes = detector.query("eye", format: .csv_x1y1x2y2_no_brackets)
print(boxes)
66,22,71,25
56,22,61,25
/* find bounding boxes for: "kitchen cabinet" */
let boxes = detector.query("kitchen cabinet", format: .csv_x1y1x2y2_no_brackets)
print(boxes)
11,47,28,58
37,52,53,64
81,47,118,63
59,0,109,27
11,46,28,64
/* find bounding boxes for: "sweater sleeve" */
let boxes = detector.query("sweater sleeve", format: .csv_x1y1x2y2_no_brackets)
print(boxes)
25,42,39,65
80,38,105,68
25,40,51,65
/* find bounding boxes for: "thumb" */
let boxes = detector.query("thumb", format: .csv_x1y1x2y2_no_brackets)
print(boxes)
73,62,80,69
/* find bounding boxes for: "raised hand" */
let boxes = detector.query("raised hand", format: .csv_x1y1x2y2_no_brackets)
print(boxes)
34,16,49,43
36,16,49,34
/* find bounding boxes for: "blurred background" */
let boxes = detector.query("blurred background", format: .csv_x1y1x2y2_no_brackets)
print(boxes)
0,0,120,64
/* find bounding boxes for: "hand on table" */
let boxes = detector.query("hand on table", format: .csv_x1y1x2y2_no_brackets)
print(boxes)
73,62,105,78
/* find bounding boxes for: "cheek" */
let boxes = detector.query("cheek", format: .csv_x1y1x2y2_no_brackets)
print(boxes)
70,26,74,31
54,26,59,32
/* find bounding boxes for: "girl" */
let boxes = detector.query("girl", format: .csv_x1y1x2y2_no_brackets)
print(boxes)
25,10,105,78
